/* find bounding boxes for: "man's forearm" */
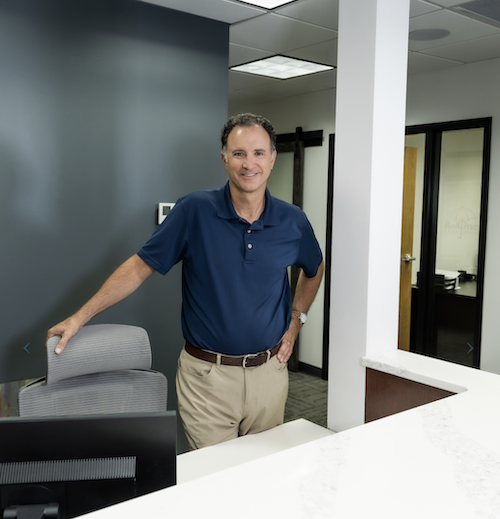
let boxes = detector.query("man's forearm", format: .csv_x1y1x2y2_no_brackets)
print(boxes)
48,254,155,353
277,260,324,363
292,260,325,315
75,254,155,324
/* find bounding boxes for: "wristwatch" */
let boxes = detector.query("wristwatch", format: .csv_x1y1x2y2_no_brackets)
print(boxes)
292,311,307,326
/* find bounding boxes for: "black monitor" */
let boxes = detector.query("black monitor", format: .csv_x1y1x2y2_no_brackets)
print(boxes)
0,412,176,519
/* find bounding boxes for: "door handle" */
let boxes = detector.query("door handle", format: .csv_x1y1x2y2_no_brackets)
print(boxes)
402,254,416,263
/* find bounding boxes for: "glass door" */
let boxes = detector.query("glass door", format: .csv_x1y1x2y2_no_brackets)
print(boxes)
405,119,491,368
434,128,484,366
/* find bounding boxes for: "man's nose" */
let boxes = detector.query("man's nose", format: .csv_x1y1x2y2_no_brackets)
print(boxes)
243,157,256,169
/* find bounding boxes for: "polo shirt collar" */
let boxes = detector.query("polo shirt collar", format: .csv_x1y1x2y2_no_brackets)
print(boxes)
217,182,281,227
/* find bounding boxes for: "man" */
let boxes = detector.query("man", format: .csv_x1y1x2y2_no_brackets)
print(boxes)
47,113,324,449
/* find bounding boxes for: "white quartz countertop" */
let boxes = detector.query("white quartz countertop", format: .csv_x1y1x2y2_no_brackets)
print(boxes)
82,350,500,518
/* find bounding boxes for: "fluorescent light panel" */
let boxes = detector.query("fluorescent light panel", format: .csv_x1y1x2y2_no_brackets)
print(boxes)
231,56,333,79
240,0,295,8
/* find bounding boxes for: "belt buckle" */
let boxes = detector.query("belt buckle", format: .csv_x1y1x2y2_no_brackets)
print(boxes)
242,350,271,368
242,352,260,368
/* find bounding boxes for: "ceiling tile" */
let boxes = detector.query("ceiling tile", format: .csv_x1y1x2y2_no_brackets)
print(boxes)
429,0,470,6
274,0,339,31
409,9,500,51
137,0,500,107
229,43,274,67
407,50,463,74
138,0,266,24
285,39,338,67
453,1,500,29
230,12,337,53
419,32,500,62
409,0,442,18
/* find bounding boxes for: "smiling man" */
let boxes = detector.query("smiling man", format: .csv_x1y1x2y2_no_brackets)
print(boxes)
47,113,324,450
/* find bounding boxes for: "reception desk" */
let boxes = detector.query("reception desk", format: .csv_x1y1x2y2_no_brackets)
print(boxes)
82,350,500,518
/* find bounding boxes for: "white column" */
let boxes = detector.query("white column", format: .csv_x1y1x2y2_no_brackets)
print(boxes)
328,0,410,431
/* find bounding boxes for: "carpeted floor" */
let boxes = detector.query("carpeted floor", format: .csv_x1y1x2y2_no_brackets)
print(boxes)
284,369,328,428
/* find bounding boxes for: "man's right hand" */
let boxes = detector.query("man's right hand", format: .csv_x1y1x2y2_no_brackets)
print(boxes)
46,316,84,355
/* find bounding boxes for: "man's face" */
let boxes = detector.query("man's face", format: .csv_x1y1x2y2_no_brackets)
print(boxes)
221,125,277,198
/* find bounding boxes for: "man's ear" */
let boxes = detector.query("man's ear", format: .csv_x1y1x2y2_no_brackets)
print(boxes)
270,149,277,169
221,151,228,168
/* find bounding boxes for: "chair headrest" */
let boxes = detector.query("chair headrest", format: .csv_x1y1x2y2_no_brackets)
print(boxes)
46,324,152,384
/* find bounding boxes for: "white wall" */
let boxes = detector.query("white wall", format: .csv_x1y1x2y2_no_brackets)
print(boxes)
229,56,500,375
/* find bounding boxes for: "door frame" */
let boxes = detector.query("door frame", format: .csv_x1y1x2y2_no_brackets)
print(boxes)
321,134,335,380
276,128,323,373
407,117,492,368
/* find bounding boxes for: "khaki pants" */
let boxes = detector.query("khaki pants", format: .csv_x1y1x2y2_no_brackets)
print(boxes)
176,347,289,450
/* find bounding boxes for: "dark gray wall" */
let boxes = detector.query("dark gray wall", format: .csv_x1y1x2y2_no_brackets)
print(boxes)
0,0,228,423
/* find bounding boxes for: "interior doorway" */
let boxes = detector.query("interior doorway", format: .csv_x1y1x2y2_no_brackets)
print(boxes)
270,128,324,373
398,146,418,351
403,118,492,368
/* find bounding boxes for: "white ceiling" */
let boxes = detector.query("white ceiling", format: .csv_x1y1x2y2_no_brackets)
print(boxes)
139,0,500,109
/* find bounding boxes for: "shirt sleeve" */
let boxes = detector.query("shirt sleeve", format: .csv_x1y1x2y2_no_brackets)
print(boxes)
296,213,323,278
137,198,189,275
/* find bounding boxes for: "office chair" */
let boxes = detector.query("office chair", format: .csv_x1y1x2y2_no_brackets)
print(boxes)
18,324,167,416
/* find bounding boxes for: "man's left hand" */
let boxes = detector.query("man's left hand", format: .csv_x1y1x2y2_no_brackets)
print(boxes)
276,319,301,363
276,261,324,364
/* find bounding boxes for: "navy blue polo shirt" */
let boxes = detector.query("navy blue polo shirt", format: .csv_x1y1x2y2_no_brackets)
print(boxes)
138,182,323,355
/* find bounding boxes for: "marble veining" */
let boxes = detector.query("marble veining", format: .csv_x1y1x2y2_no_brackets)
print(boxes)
419,400,500,518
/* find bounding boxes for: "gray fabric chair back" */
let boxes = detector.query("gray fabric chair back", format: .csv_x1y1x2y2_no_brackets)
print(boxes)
18,324,167,416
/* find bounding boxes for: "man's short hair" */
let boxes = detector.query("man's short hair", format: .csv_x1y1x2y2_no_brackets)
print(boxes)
221,113,277,157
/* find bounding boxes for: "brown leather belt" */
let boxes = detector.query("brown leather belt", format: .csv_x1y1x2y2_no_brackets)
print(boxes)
185,341,280,368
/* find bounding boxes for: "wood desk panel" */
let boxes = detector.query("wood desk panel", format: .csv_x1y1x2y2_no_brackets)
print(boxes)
365,367,456,423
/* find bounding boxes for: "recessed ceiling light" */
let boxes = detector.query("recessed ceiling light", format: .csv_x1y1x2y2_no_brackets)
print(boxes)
409,29,450,41
230,56,334,80
239,0,296,8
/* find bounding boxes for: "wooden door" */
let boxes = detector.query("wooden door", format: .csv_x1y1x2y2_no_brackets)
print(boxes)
398,147,418,351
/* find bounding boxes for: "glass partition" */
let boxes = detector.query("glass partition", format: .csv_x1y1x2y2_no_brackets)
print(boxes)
404,119,490,368
436,128,483,284
434,128,484,365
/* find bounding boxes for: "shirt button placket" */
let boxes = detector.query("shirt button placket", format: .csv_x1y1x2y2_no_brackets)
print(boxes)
245,228,254,261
